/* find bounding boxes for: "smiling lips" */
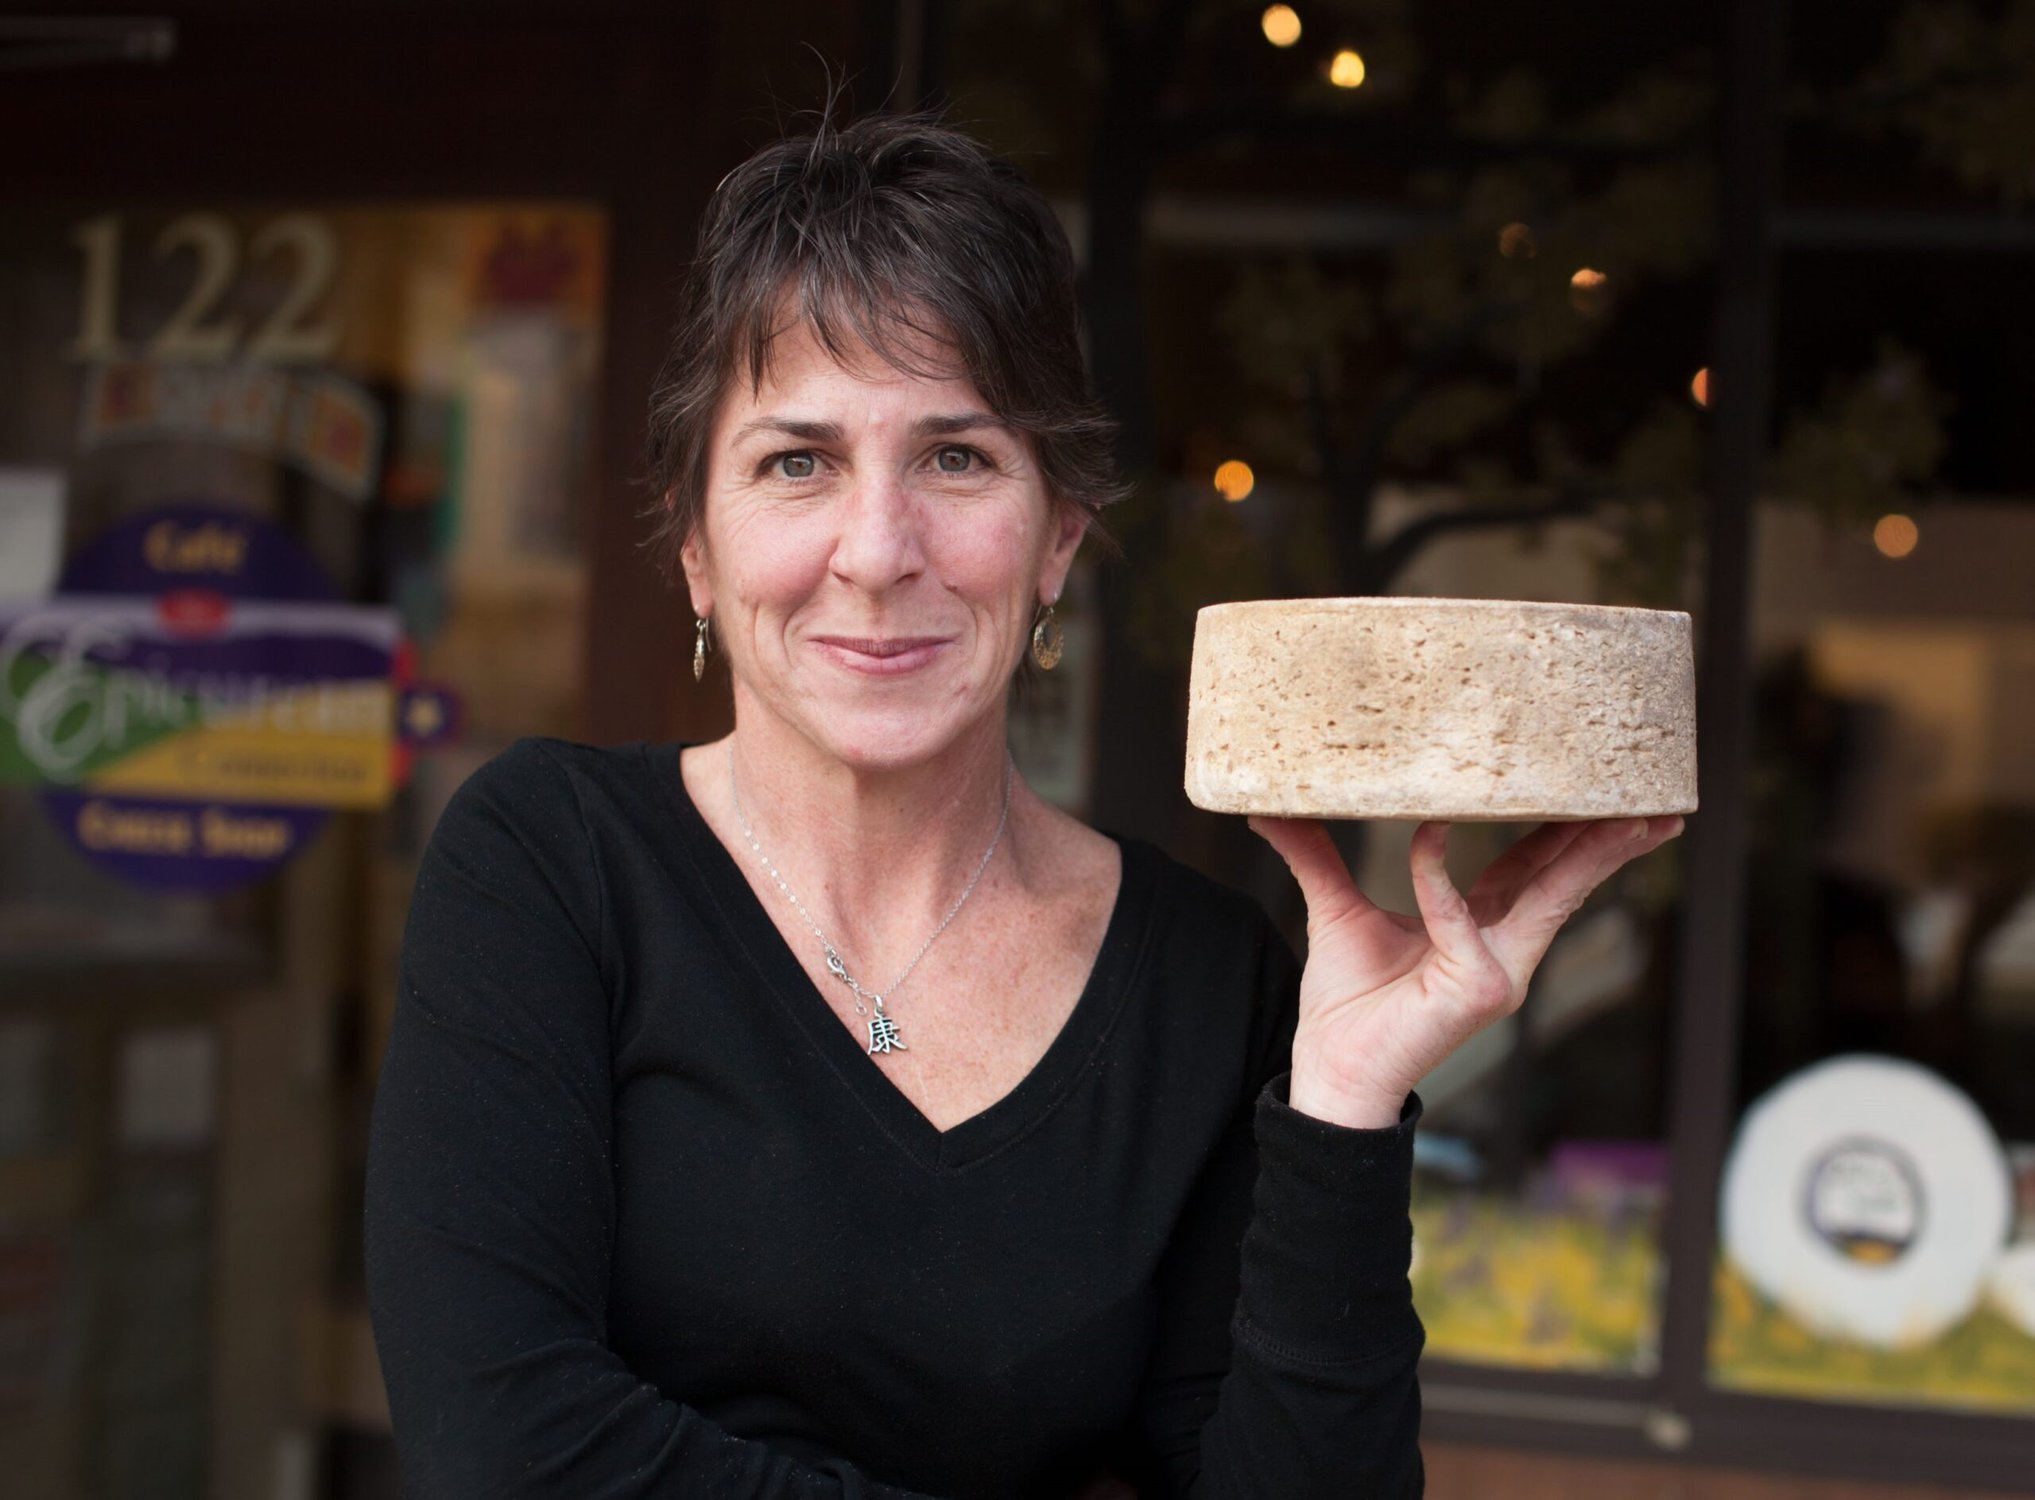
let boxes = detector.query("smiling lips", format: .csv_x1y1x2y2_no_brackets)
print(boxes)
811,635,953,675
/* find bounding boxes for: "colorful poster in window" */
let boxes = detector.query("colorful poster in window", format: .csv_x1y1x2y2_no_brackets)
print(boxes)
1411,1148,1666,1372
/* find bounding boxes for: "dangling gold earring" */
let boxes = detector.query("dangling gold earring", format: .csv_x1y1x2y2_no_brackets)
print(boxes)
1030,601,1063,671
693,616,711,682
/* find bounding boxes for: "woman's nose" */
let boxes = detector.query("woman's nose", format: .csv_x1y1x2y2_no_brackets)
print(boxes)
829,470,926,591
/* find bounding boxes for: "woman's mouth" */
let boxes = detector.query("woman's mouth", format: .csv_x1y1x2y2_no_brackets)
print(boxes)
810,636,953,676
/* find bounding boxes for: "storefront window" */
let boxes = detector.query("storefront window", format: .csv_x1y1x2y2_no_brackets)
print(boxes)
0,200,606,1497
1711,494,2035,1413
1353,492,1696,1375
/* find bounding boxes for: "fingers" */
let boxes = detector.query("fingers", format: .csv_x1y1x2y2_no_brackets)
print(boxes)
1248,815,1379,933
1408,821,1510,989
1465,819,1594,917
1489,815,1684,981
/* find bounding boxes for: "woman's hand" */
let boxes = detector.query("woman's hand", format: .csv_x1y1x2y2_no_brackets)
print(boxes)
1249,814,1686,1129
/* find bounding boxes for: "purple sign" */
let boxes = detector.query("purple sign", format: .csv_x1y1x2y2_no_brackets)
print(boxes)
24,503,379,892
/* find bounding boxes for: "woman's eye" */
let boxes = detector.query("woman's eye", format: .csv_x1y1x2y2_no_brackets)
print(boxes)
774,452,817,479
935,446,976,473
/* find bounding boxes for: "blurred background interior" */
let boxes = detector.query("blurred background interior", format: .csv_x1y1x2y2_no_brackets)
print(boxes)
2,1,2034,1496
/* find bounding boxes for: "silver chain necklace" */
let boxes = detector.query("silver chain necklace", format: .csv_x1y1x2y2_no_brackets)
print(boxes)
726,740,1013,1057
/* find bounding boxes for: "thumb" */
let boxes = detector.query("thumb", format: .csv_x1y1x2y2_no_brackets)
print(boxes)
1249,815,1379,933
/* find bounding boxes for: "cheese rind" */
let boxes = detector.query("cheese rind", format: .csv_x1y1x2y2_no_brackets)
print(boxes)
1184,597,1699,820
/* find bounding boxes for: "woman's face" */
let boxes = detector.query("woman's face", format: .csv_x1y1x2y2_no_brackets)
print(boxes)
682,316,1087,771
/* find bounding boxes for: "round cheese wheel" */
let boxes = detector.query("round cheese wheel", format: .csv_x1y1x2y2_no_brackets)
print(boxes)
1721,1054,2012,1349
1184,596,1698,820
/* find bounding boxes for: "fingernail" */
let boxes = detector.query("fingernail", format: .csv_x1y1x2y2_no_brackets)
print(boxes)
1629,819,1649,841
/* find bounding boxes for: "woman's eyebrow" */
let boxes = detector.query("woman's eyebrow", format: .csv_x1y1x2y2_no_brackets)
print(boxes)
732,417,843,444
910,411,1011,439
731,412,1013,443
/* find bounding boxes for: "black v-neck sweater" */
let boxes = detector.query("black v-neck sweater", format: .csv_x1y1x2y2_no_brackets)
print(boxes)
364,738,1424,1498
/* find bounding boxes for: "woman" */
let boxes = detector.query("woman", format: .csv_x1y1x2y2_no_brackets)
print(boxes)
364,111,1684,1498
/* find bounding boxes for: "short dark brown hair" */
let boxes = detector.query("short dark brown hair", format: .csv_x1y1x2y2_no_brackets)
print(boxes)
640,110,1126,580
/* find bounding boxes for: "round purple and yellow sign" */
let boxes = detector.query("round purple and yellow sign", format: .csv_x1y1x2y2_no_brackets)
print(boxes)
1,503,404,890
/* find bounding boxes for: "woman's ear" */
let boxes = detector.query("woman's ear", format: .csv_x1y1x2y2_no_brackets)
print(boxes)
678,519,714,619
1039,503,1089,605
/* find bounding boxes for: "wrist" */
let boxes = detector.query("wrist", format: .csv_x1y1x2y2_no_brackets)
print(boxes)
1286,1068,1408,1130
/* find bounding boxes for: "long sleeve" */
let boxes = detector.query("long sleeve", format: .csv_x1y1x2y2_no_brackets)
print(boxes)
362,740,937,1499
1130,920,1426,1499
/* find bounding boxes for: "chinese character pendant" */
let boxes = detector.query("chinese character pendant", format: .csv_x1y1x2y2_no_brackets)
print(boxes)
866,1001,907,1055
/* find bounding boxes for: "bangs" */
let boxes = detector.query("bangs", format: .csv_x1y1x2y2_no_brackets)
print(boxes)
712,162,1046,420
735,277,973,402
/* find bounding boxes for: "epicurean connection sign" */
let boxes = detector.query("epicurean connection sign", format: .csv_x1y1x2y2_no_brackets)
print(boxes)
0,503,442,891
0,596,400,808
